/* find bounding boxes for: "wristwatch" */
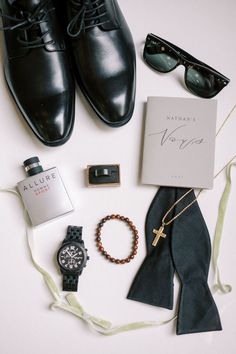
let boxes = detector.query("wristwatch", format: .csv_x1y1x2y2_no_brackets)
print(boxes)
57,226,89,292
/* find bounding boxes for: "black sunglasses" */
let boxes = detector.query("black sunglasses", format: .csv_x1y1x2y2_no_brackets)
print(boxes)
143,33,230,98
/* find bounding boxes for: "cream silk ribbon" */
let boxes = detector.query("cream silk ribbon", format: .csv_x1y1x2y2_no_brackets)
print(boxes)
212,163,236,294
0,159,234,335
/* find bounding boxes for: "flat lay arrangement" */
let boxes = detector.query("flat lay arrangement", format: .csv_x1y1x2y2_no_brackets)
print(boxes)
0,1,236,353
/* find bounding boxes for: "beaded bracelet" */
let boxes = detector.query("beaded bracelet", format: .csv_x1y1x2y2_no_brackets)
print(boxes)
95,214,139,264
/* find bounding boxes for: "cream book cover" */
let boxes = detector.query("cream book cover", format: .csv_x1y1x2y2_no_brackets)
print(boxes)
141,97,217,189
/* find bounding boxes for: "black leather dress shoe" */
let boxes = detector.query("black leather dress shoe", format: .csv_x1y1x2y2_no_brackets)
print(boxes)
65,0,136,127
0,0,75,146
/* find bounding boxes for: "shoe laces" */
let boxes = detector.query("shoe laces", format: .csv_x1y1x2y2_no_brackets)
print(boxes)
67,0,110,38
0,0,55,49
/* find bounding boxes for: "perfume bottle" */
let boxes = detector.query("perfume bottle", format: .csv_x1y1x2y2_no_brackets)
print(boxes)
17,157,74,226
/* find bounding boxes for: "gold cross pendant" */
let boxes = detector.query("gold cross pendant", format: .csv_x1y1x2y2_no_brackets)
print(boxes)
152,225,166,247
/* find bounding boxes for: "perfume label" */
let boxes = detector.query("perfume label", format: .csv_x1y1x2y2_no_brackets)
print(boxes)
17,168,74,226
22,172,57,195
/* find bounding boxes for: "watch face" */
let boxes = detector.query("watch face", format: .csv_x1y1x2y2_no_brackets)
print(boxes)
58,243,86,272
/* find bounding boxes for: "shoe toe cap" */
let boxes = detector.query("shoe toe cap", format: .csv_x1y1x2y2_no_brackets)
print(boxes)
21,91,75,146
83,70,136,127
97,86,135,127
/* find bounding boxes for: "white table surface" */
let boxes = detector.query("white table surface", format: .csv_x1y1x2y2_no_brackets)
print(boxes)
0,1,236,353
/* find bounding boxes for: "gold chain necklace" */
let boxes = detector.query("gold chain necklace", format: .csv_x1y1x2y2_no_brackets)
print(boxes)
152,104,236,247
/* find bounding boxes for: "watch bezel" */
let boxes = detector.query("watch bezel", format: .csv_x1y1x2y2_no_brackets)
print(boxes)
57,242,87,273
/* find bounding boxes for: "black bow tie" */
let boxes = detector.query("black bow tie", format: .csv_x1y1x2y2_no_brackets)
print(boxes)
127,186,222,335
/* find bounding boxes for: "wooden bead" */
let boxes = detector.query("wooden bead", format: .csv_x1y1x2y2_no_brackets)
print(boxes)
95,214,139,265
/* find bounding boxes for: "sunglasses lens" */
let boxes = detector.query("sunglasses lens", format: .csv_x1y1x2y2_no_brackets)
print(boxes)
186,66,228,98
144,41,179,72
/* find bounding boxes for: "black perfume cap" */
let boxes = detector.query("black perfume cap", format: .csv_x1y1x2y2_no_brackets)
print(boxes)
23,156,43,176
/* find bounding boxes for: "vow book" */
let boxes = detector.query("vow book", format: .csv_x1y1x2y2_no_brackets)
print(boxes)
141,97,217,189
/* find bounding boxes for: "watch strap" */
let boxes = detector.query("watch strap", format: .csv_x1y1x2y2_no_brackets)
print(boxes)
63,273,79,292
62,226,84,292
64,225,83,243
